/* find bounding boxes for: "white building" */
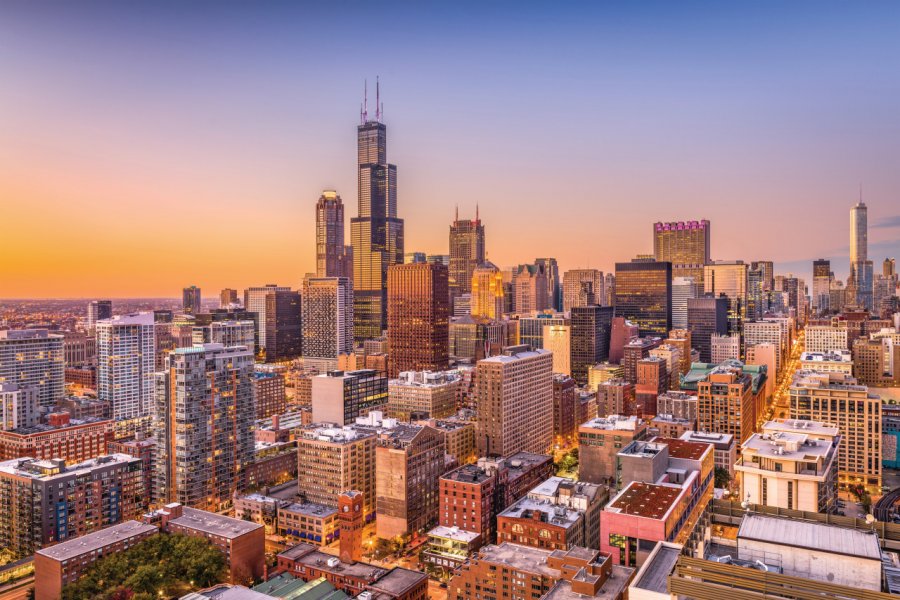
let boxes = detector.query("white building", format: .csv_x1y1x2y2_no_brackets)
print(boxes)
191,320,256,349
96,313,156,420
742,321,785,372
805,325,848,354
542,324,571,376
301,277,354,371
0,383,40,430
799,350,853,374
710,333,741,363
243,285,291,349
388,370,461,421
671,276,698,330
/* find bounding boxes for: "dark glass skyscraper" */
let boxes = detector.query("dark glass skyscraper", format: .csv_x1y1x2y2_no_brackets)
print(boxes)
351,85,404,341
316,190,352,279
687,295,728,362
570,305,614,385
449,210,485,306
614,259,672,337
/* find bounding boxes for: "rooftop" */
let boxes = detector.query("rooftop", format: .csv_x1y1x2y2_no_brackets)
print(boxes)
97,312,155,326
428,525,481,543
607,482,682,520
35,520,157,561
443,463,494,485
277,544,388,582
0,329,62,340
653,437,710,461
800,350,852,363
365,567,428,596
580,415,643,431
632,543,681,594
763,419,839,437
738,514,881,560
479,348,551,364
3,416,111,436
280,502,338,519
170,507,263,539
0,453,138,480
499,497,582,529
679,430,734,446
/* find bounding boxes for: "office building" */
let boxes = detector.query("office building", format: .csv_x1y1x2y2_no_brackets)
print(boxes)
449,209,485,306
376,423,445,538
578,415,648,486
302,277,354,369
800,350,853,374
670,276,698,329
536,258,562,313
657,391,698,423
806,325,848,353
0,413,113,464
695,362,758,443
789,371,881,493
388,370,460,421
351,90,404,341
296,424,376,520
316,190,352,279
448,543,633,600
0,383,39,430
704,261,749,334
311,369,388,425
634,356,667,416
686,296,727,362
519,314,568,350
475,348,553,456
244,284,291,349
0,454,145,560
621,337,662,384
812,259,833,313
497,477,608,551
96,313,156,421
220,288,239,307
737,419,839,513
745,343,777,397
648,344,682,389
710,333,740,363
614,259,672,336
471,262,505,319
743,320,786,373
570,305,613,385
263,288,302,362
0,329,64,409
587,363,624,392
653,220,710,283
679,430,735,478
563,269,605,313
551,374,578,444
850,200,874,310
853,337,900,387
33,520,157,600
153,344,255,511
192,319,256,349
254,371,286,419
512,263,550,315
387,262,450,377
543,324,571,375
86,300,113,333
182,285,202,314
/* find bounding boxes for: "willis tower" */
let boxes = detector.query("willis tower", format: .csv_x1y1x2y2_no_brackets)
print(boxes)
352,79,404,340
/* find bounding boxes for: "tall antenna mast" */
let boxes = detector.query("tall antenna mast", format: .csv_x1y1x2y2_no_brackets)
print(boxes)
376,76,382,122
361,79,368,124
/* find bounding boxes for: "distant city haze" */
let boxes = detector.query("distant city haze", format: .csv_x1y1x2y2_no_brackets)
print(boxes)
2,1,900,297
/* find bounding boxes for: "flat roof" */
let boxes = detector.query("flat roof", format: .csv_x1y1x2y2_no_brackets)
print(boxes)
654,437,710,461
280,502,338,519
479,348,551,363
365,567,428,596
278,543,388,581
580,415,642,431
36,521,157,561
632,543,681,594
764,419,839,436
498,497,582,529
542,566,634,600
474,543,561,577
738,514,881,560
428,526,480,543
170,507,262,539
742,432,832,461
607,482,682,520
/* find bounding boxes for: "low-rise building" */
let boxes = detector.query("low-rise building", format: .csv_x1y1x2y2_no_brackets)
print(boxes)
678,430,736,480
578,415,648,486
799,350,853,374
0,414,113,464
648,415,693,439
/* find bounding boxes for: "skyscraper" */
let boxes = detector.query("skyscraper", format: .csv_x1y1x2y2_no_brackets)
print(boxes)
96,313,156,421
562,269,605,313
153,344,255,511
182,286,201,314
704,261,749,335
535,258,561,312
671,276,698,329
387,263,450,377
264,289,302,362
653,220,710,282
850,200,873,310
614,259,672,336
301,277,354,369
219,288,238,308
86,300,112,334
243,284,290,351
471,262,505,319
687,296,728,362
316,190,352,279
512,263,549,315
0,330,64,408
351,81,404,341
570,305,614,385
449,209,485,306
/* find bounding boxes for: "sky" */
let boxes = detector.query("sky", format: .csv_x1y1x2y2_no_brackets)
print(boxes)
1,1,899,298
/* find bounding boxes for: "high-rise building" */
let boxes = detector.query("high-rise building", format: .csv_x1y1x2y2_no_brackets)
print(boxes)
191,319,256,349
153,344,255,511
449,209,485,306
316,190,352,279
470,262,505,319
562,269,605,313
710,333,741,363
244,284,291,349
535,258,561,312
0,454,145,559
542,324,571,376
790,371,881,493
96,314,156,421
311,369,388,425
805,325,848,354
614,259,672,336
264,289,303,362
812,259,833,314
388,370,460,421
850,200,873,310
671,276,698,329
0,329,64,409
302,277,354,369
704,261,749,334
182,285,201,314
653,220,710,282
219,288,239,307
351,84,404,341
375,423,445,538
743,320,787,373
475,348,553,456
0,384,39,431
86,300,112,333
511,263,549,315
697,362,757,444
518,314,568,350
686,296,727,362
387,262,450,377
569,305,614,385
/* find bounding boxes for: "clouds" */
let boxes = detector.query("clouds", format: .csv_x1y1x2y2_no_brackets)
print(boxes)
873,215,900,229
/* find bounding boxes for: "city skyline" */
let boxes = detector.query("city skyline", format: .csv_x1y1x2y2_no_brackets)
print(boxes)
3,1,900,298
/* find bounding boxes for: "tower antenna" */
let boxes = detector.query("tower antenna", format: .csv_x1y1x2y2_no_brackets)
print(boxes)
455,204,459,223
361,79,368,124
376,76,381,122
476,203,480,222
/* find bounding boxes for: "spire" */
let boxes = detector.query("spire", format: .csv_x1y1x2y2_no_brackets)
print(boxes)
361,79,368,125
376,76,382,122
476,203,480,223
455,204,459,223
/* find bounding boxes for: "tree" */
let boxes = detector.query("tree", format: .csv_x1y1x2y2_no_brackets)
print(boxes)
714,467,731,490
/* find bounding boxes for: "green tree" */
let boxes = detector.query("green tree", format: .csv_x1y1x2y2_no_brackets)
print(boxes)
714,467,731,489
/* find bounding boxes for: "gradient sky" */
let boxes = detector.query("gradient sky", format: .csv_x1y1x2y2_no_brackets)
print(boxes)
2,1,900,298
